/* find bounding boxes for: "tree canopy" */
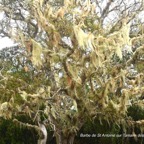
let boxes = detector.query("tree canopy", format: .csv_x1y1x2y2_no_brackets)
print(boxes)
0,0,144,144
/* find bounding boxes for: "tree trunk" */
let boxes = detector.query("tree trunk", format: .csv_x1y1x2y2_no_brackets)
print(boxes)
55,133,75,144
37,124,47,144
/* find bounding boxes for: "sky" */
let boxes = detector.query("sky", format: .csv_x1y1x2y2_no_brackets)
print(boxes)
0,37,15,50
0,12,15,50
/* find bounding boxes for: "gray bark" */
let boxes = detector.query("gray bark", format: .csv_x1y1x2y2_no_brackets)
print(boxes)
37,124,47,144
55,133,75,144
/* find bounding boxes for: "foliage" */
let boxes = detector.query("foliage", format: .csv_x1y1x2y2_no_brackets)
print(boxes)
0,118,37,144
1,105,144,144
0,0,144,144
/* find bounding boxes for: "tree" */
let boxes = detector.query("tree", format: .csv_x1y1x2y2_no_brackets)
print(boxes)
0,0,144,143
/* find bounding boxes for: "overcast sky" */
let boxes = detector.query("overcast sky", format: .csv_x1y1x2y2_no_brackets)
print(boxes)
0,12,15,50
0,37,15,50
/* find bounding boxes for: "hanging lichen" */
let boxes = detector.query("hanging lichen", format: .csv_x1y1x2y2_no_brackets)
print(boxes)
73,25,95,51
107,22,131,59
31,39,43,67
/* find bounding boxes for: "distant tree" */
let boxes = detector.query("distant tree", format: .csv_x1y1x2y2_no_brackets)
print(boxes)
0,0,144,144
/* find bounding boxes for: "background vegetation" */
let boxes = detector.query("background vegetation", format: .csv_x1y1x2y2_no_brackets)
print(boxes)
1,105,144,144
0,0,144,144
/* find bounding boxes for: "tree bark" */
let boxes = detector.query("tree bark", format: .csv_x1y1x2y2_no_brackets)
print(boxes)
37,124,47,144
55,133,75,144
